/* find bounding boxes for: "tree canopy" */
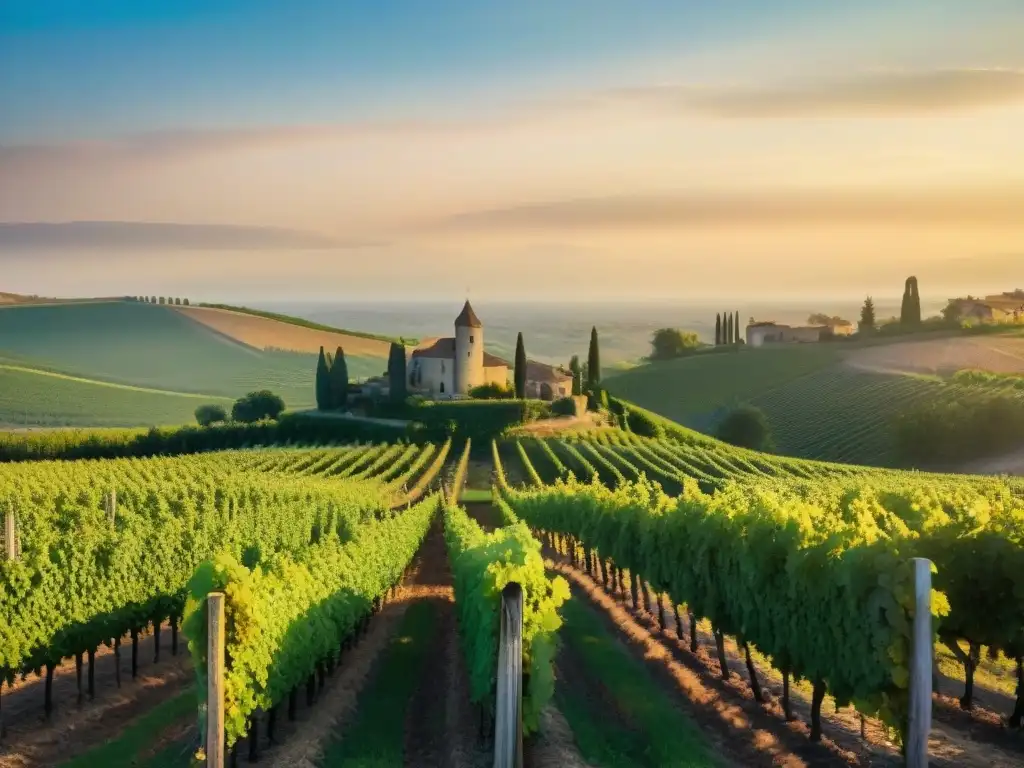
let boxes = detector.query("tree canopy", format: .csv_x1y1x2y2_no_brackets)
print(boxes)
716,405,774,452
808,313,850,326
648,328,701,361
194,403,227,427
859,296,876,333
231,390,285,423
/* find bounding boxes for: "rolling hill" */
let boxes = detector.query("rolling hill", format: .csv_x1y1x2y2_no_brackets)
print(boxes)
0,300,391,427
605,332,1024,467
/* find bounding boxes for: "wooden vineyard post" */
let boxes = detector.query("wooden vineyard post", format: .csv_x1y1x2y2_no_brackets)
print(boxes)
106,489,117,523
207,592,226,768
906,558,933,768
493,582,523,768
4,509,16,561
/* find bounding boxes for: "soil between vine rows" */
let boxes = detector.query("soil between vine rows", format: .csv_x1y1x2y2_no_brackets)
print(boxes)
547,547,1024,768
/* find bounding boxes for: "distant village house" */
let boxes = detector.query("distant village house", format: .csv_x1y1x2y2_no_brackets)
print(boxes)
745,318,853,347
947,290,1024,324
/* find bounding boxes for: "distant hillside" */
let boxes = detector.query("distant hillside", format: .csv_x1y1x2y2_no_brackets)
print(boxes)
0,302,386,427
605,331,1024,466
0,221,371,250
192,303,412,347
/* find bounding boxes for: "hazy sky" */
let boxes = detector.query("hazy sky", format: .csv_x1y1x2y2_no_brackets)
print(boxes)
2,1,1024,302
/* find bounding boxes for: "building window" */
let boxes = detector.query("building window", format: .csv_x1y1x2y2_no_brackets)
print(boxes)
470,335,474,343
468,351,471,358
440,382,445,393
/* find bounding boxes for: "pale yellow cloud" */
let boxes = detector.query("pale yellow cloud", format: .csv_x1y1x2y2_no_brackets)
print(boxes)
606,69,1024,118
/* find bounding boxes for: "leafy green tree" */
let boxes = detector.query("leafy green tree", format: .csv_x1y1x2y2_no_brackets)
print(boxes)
315,346,332,410
183,298,190,306
587,326,601,389
514,332,527,399
649,328,701,360
231,390,285,423
715,314,722,345
469,382,514,399
330,346,349,409
150,296,157,304
174,297,181,306
388,342,407,403
194,403,227,426
859,296,876,333
568,355,582,396
716,405,774,451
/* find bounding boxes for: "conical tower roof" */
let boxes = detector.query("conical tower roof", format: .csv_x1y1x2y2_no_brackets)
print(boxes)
455,300,482,328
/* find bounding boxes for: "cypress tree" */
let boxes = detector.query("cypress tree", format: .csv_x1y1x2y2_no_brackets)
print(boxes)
330,346,349,409
514,333,527,399
735,311,741,344
726,313,734,344
900,278,911,325
388,342,407,403
909,277,921,325
569,355,582,396
587,327,601,389
315,347,332,410
715,314,722,345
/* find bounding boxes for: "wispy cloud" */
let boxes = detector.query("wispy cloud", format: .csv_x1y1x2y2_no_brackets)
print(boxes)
605,68,1024,118
432,187,1024,231
0,222,380,251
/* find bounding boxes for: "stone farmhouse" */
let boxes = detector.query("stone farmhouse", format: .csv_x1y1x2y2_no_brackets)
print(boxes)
745,319,854,347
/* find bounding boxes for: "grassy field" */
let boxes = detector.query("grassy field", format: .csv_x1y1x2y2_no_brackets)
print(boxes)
0,301,386,424
0,363,234,427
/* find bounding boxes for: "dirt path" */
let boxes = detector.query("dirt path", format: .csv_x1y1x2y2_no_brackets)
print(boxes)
552,553,1024,768
256,516,487,768
0,623,193,768
401,518,484,767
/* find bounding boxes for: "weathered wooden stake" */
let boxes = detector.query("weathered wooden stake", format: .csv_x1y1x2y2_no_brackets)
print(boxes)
131,628,139,678
207,593,226,768
494,582,524,768
87,648,96,699
205,593,226,768
76,652,84,705
107,489,117,523
4,510,16,561
114,637,122,688
782,670,794,721
247,716,259,762
713,627,730,679
267,706,277,744
44,664,55,719
906,557,933,768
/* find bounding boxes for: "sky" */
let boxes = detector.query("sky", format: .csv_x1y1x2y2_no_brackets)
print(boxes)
2,1,1024,303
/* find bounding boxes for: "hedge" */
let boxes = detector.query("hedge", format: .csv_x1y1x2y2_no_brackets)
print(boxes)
0,412,411,463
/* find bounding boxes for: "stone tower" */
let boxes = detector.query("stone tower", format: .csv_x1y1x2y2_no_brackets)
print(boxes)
453,300,483,395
